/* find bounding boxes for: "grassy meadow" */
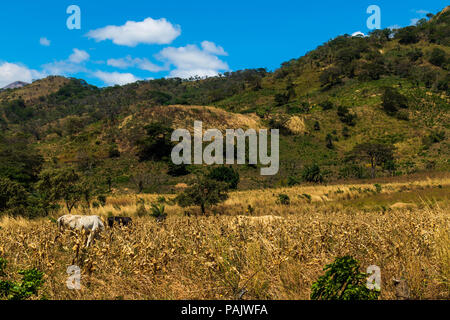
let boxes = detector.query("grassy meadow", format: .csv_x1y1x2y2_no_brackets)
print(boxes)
0,173,448,300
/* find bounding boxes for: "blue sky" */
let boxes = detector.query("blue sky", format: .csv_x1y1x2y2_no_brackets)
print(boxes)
0,0,446,87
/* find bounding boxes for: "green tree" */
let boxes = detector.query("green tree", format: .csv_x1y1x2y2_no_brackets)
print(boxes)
207,166,240,190
349,142,395,179
396,26,419,44
311,256,380,300
286,80,296,100
35,169,83,213
428,48,447,67
319,100,334,111
382,87,408,115
274,93,289,106
176,175,229,215
337,106,357,126
137,122,174,162
319,67,342,88
0,178,29,216
0,134,44,186
359,61,385,80
167,162,190,177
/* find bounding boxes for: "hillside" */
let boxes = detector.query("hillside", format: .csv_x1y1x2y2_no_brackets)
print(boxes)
0,6,449,195
1,81,29,90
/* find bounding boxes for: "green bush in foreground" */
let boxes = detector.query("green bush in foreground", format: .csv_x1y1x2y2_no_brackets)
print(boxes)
0,257,44,300
311,256,380,300
301,164,324,183
277,194,291,205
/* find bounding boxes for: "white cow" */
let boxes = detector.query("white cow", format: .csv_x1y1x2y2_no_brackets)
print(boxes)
57,215,105,247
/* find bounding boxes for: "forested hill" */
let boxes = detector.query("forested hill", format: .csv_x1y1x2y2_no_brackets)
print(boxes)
0,6,449,195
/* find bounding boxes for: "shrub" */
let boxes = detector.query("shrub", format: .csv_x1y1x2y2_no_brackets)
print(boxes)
167,162,189,177
157,196,166,204
300,193,312,202
422,130,446,149
301,164,324,183
396,26,419,45
428,48,446,67
320,67,342,88
313,121,321,131
406,48,423,62
108,145,120,158
135,203,148,217
395,110,409,121
256,106,270,118
147,90,172,105
326,134,334,149
311,256,380,300
382,87,408,115
339,164,366,179
374,184,382,193
150,203,167,221
342,126,350,139
97,195,107,207
0,257,44,300
358,61,385,80
274,93,289,106
277,194,291,205
0,178,29,215
207,166,240,190
337,106,357,126
320,100,334,111
287,175,300,186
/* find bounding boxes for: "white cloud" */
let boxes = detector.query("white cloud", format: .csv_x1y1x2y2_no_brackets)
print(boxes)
0,62,43,88
201,41,228,56
69,49,90,63
42,61,86,75
158,43,229,79
107,55,166,72
106,57,132,69
86,17,181,47
42,49,90,75
93,71,141,86
416,9,429,14
40,37,51,46
410,18,420,25
351,31,366,37
169,68,223,79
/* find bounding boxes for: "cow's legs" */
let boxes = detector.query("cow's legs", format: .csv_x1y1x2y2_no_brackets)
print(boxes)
86,232,94,247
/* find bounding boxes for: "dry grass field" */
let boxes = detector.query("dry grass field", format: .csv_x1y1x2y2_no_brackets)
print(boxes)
0,174,448,300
